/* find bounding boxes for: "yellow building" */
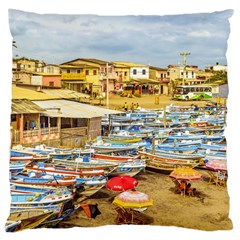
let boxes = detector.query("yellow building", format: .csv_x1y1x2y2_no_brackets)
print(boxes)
112,62,131,87
60,58,117,96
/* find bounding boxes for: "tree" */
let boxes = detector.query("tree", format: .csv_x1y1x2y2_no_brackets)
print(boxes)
208,71,228,85
169,78,181,98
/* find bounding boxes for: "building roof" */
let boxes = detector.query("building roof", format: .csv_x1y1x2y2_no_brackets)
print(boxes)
33,99,122,118
149,66,167,71
12,85,60,100
60,64,94,69
131,78,160,84
41,89,90,99
12,99,46,114
113,62,147,67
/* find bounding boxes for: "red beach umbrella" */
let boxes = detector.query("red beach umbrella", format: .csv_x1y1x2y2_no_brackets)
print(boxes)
205,159,227,172
106,176,138,192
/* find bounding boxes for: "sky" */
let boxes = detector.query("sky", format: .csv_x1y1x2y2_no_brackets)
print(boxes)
9,9,233,69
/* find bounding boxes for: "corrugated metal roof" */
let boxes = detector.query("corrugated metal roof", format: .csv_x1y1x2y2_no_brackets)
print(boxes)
33,99,122,119
12,99,46,114
41,89,90,99
12,85,59,100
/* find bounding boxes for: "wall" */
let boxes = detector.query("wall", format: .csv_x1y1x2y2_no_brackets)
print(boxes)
42,75,61,87
130,67,149,79
31,75,43,86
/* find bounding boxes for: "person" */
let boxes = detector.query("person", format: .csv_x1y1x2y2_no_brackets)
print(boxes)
186,183,192,195
123,102,128,111
133,103,137,110
131,102,134,110
136,103,140,109
186,183,197,196
179,180,187,195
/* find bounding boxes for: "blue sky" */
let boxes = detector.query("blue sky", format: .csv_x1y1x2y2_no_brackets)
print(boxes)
9,9,233,69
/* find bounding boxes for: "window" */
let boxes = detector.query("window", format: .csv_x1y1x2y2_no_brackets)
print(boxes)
11,114,17,122
133,69,137,75
142,69,146,75
77,69,81,73
49,81,54,87
85,70,89,75
93,70,97,75
124,72,127,76
67,69,70,73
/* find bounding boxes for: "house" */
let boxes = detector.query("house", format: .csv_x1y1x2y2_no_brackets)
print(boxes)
113,62,160,95
206,63,228,72
112,62,131,89
167,64,199,85
11,85,121,147
11,85,59,146
31,72,62,89
60,58,117,97
12,57,45,73
149,66,170,95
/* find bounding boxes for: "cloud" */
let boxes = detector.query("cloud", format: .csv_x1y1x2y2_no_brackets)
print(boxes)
8,9,233,69
188,30,212,38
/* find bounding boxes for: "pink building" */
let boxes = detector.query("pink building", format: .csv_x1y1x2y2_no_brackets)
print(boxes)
31,73,62,88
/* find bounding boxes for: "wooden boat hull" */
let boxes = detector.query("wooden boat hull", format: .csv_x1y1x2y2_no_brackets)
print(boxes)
7,210,54,232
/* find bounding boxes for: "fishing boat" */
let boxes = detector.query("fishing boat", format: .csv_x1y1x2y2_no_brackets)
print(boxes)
10,187,74,207
53,157,145,177
25,162,111,178
92,153,139,161
5,220,22,232
145,147,205,160
155,144,199,153
9,161,26,176
199,143,227,152
6,209,54,231
138,151,199,173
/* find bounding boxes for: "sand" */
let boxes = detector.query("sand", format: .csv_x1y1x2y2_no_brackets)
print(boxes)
58,169,232,231
58,94,231,231
90,94,226,110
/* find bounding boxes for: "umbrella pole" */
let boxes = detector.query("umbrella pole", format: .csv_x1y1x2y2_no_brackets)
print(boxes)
131,209,134,224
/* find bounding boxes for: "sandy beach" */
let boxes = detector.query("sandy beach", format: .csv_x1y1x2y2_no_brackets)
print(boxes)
58,169,232,231
56,94,231,231
91,94,226,111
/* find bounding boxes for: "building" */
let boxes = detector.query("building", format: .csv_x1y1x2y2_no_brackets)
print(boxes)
167,64,199,85
11,85,121,147
60,58,117,97
149,66,170,95
206,63,228,72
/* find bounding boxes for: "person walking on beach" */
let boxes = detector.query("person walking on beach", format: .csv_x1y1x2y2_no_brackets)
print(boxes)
123,102,128,111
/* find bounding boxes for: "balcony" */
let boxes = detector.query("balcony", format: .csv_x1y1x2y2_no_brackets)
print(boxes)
61,72,86,80
158,77,170,83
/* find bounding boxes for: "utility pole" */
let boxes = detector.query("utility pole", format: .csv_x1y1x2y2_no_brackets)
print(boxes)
106,62,109,108
180,52,190,86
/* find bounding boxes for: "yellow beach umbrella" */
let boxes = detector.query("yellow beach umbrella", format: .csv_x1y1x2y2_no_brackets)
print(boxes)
169,168,202,181
113,189,153,209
